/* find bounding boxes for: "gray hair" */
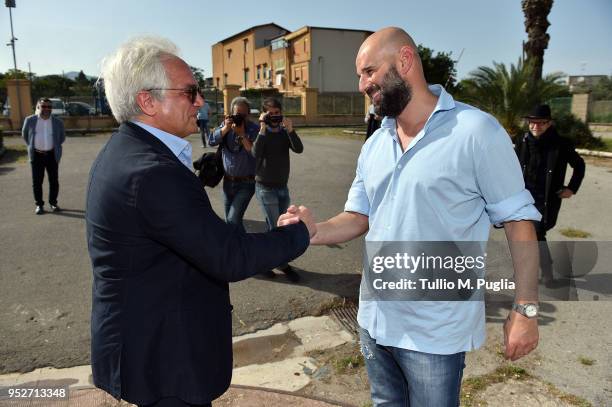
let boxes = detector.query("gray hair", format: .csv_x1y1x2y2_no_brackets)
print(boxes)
100,36,179,123
230,96,250,113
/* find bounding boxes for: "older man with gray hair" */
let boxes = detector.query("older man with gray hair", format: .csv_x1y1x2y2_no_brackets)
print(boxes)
86,36,312,407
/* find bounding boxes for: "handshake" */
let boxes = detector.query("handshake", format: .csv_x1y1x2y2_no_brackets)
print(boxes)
278,205,317,240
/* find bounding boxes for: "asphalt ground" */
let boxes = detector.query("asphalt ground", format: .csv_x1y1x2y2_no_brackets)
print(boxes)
0,131,611,405
0,131,364,375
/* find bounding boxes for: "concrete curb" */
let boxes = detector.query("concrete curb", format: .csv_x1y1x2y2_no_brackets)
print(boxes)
0,316,356,405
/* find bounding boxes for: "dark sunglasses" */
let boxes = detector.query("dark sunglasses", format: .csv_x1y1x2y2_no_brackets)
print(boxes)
40,105,52,109
145,84,201,104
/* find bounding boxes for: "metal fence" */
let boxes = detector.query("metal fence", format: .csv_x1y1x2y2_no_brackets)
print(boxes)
280,94,302,115
591,100,612,123
317,93,364,115
548,96,572,115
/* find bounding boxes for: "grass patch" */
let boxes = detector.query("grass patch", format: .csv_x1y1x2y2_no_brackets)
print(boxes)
333,353,364,374
0,145,28,164
578,356,595,366
543,381,592,407
600,138,612,152
559,228,592,238
461,364,530,406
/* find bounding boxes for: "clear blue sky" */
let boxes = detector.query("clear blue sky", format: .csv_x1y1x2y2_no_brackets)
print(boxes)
1,0,611,82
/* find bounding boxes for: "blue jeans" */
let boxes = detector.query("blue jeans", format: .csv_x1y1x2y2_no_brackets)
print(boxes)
359,327,465,407
222,179,255,232
255,184,290,232
197,119,209,146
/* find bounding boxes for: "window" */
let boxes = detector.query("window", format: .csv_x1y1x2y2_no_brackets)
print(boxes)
244,69,249,86
263,64,268,79
227,49,232,59
271,38,288,51
243,39,248,53
257,65,261,80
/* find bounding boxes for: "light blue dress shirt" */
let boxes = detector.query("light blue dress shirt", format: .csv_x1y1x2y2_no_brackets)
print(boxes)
345,85,541,354
132,121,193,170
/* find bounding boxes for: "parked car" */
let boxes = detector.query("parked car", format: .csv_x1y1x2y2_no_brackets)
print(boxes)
49,98,67,115
66,101,95,116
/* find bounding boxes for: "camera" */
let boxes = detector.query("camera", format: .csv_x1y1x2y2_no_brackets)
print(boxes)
264,114,283,126
230,114,245,126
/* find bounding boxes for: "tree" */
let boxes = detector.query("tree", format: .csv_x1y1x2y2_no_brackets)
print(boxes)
456,58,566,136
418,45,457,91
591,76,612,101
32,75,75,101
522,0,554,83
73,70,95,96
190,66,206,89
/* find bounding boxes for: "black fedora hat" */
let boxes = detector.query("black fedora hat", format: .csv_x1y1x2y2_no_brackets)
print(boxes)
524,104,552,120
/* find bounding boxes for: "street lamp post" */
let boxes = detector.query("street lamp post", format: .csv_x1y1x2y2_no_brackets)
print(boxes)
5,0,23,127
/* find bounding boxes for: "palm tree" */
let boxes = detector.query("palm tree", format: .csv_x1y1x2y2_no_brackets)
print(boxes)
522,0,554,83
457,58,566,136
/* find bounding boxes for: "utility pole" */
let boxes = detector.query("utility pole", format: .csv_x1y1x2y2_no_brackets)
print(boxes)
5,0,23,125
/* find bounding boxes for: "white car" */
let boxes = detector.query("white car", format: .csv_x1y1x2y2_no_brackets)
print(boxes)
48,98,67,116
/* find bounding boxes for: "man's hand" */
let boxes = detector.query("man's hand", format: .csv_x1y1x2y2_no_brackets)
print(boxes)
558,188,574,199
503,309,539,361
278,205,317,238
221,115,234,136
283,117,293,133
258,112,268,133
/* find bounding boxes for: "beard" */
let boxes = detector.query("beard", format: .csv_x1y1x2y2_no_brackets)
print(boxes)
369,66,412,118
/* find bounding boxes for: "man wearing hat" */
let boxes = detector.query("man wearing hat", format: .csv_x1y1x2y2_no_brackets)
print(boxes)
515,104,585,284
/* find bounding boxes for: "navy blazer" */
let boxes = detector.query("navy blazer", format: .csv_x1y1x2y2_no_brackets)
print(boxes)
86,122,309,405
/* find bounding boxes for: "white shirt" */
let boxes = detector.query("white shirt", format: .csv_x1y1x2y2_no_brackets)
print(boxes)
131,121,193,170
34,116,54,151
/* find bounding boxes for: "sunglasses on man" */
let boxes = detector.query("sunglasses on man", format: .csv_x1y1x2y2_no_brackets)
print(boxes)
145,84,201,104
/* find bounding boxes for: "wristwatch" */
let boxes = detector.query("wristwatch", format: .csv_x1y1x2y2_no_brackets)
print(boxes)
512,303,539,318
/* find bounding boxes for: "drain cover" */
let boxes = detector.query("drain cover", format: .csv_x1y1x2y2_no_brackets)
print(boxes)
329,304,359,336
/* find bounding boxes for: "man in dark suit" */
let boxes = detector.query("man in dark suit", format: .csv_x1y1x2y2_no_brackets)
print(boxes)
515,104,585,285
22,98,66,214
86,36,313,407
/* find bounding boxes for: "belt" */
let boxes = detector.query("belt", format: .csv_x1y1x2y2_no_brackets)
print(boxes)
34,149,53,154
224,175,255,182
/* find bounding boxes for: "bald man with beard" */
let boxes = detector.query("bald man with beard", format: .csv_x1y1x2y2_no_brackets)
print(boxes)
280,27,541,406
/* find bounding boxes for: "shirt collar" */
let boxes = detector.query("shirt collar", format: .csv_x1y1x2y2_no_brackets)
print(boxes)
380,84,456,131
131,121,190,156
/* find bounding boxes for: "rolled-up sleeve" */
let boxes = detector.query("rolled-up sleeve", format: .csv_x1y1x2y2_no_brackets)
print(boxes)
476,126,541,227
344,151,370,216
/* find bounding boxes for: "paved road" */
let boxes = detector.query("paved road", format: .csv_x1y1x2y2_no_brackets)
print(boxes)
1,132,610,405
0,132,364,375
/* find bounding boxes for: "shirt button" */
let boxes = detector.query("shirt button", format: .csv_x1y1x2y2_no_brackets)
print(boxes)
397,164,402,169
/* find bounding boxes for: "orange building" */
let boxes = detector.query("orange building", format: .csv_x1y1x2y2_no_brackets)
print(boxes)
212,24,372,93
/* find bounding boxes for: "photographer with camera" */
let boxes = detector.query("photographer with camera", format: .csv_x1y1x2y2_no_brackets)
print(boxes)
252,97,304,282
209,97,259,232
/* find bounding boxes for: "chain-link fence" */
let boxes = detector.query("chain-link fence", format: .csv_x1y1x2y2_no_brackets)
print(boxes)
548,96,572,116
317,93,364,115
280,94,302,115
590,100,612,123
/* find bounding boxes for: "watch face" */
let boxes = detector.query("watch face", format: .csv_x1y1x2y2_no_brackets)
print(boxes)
525,304,538,317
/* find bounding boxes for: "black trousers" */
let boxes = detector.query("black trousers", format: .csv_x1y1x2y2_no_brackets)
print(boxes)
534,221,553,279
31,150,59,206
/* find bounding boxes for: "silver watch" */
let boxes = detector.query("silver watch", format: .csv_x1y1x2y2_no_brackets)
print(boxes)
512,303,539,318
